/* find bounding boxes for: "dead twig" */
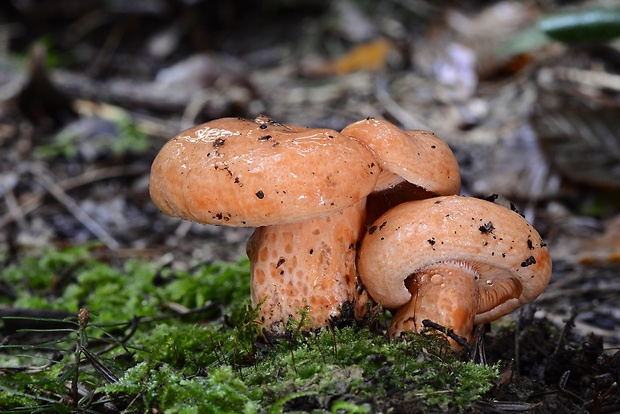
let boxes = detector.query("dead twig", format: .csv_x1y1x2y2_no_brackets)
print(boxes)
537,282,620,302
553,307,577,357
29,165,121,249
584,381,618,414
470,324,487,364
0,164,148,230
555,66,620,92
2,180,28,231
421,319,471,352
537,310,619,346
375,74,432,131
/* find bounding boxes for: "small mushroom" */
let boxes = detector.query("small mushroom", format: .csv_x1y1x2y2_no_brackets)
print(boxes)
357,195,552,347
341,118,461,223
150,115,381,331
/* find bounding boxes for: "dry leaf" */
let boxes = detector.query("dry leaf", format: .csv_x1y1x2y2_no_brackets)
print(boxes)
534,109,620,189
577,215,620,264
299,38,399,78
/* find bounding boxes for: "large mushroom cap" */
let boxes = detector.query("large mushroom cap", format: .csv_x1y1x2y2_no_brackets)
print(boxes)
150,116,380,226
357,195,552,324
341,118,461,196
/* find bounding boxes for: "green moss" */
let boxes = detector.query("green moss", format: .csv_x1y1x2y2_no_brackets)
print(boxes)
1,246,497,413
110,322,497,412
103,363,261,413
34,116,153,160
1,245,251,323
1,245,92,307
0,389,38,410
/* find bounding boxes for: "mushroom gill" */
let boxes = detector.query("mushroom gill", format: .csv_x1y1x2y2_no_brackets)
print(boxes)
477,277,523,315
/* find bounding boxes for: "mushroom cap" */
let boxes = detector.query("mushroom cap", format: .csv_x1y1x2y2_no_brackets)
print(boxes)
341,118,461,196
149,116,380,226
357,195,552,324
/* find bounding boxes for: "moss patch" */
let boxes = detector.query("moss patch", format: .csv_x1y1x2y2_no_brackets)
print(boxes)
0,246,498,413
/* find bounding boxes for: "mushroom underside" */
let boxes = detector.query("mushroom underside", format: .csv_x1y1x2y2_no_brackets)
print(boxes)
389,260,526,345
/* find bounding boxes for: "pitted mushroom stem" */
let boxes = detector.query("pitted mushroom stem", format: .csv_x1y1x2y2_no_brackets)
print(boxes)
247,199,367,332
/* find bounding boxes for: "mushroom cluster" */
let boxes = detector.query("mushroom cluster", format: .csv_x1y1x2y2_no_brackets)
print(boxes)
149,115,551,347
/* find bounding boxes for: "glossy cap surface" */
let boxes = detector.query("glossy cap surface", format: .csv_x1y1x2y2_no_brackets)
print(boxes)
150,116,380,226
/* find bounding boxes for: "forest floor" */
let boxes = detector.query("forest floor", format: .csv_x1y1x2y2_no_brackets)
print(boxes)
0,1,619,412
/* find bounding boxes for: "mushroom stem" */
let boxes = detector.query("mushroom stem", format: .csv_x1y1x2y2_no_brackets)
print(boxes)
389,261,480,346
247,199,367,334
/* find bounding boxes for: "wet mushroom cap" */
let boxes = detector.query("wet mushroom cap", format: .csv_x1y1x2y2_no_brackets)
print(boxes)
357,195,552,324
149,116,381,226
341,118,461,196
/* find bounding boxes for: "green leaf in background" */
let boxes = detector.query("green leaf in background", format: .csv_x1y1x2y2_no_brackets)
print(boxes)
499,8,620,57
540,8,620,43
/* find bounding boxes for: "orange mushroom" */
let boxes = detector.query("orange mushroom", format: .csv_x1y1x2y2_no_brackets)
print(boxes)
341,118,461,223
357,195,552,348
150,115,380,332
150,116,379,226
